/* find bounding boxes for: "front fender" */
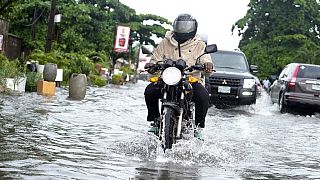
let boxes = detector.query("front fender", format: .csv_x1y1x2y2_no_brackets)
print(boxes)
162,102,180,115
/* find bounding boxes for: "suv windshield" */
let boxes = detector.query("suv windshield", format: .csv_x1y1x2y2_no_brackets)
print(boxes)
210,52,248,71
297,65,320,79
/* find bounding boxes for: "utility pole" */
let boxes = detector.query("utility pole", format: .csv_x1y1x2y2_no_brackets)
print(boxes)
133,43,141,84
31,8,38,40
45,0,57,53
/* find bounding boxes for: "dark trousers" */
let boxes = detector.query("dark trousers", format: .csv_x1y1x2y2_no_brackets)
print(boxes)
144,82,209,128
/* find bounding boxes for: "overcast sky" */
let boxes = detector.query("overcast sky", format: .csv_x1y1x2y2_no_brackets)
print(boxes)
119,0,250,50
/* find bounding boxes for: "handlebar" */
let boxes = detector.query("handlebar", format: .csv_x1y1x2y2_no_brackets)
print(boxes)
146,63,204,74
186,64,204,72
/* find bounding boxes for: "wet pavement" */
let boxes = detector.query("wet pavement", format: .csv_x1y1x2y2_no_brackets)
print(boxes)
1,81,320,179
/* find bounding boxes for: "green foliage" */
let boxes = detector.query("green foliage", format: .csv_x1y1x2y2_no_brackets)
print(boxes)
119,65,133,81
120,65,134,75
0,0,25,18
2,0,170,60
129,14,171,46
0,54,9,88
88,74,107,87
2,0,171,87
233,0,320,79
25,72,42,92
26,50,96,84
0,54,25,78
64,53,95,76
0,54,26,93
111,74,124,85
84,50,111,68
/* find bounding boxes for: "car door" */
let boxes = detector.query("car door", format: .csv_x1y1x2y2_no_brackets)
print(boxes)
270,65,290,102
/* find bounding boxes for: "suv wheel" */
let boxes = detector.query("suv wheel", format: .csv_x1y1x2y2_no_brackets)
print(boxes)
279,93,289,113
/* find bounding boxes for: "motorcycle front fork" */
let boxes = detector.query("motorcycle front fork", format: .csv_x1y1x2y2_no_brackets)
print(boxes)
176,93,184,139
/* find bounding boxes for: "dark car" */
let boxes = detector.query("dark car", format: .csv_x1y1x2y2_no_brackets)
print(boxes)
270,63,320,113
206,50,258,108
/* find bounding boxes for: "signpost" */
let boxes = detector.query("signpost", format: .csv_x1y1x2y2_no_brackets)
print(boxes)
112,25,131,81
113,25,131,53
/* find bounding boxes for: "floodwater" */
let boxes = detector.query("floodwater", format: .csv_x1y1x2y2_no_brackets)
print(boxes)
1,81,320,179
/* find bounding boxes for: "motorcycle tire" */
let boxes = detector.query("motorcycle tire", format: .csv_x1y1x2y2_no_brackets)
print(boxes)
163,107,175,151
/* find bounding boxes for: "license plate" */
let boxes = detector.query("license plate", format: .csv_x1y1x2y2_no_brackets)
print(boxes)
312,84,320,91
218,86,230,93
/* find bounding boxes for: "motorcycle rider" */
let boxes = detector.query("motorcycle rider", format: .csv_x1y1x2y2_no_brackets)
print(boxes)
144,14,214,139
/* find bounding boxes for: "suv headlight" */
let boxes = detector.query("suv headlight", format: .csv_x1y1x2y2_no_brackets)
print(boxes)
243,79,255,88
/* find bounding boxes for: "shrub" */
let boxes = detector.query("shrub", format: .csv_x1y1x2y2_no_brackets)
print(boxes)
25,72,43,92
26,50,96,85
111,74,124,85
0,55,26,93
88,74,107,87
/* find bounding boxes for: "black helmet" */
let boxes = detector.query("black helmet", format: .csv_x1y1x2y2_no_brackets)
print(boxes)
173,14,198,43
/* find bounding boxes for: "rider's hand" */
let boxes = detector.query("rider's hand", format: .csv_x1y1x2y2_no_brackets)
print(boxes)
144,62,154,70
204,62,214,73
145,63,157,74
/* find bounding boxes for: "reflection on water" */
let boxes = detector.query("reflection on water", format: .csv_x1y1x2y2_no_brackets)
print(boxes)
0,82,320,179
135,164,202,180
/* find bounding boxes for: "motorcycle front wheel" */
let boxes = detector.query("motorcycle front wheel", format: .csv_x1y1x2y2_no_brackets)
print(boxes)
162,107,175,151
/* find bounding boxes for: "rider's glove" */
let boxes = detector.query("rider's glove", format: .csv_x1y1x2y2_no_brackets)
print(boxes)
144,63,157,74
144,63,154,69
204,62,214,73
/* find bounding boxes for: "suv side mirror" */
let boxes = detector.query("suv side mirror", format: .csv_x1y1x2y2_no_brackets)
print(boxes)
250,65,258,73
205,44,218,54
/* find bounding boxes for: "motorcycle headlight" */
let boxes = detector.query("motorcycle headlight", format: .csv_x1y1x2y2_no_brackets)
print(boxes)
243,79,255,88
162,67,181,85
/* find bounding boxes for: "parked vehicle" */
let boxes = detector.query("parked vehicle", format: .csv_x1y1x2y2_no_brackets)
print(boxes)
144,44,218,151
206,50,258,108
270,63,320,113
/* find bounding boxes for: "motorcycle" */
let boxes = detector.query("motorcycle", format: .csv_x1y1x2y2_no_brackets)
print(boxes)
143,44,217,152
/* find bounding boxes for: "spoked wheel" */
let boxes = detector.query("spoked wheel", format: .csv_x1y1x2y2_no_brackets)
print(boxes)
279,93,289,113
162,107,175,151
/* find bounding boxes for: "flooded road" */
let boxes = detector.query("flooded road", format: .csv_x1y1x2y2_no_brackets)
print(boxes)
1,81,320,179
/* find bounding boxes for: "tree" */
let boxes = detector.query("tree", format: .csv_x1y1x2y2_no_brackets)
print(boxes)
4,0,51,51
0,0,19,17
0,0,172,86
2,0,170,70
233,0,320,78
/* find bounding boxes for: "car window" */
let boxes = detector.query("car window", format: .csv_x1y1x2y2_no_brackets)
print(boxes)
278,66,289,79
297,65,320,79
211,53,248,71
286,65,296,79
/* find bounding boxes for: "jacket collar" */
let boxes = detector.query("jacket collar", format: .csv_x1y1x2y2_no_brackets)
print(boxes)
165,31,201,48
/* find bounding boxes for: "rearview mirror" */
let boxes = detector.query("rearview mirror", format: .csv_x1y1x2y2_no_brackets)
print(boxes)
141,45,153,55
205,44,217,54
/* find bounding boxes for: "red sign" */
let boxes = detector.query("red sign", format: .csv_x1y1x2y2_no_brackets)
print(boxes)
113,25,131,53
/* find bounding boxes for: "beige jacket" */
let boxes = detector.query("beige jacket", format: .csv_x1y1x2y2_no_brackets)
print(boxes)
150,31,213,84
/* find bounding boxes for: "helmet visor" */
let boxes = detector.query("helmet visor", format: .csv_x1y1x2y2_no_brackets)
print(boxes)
173,20,196,33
